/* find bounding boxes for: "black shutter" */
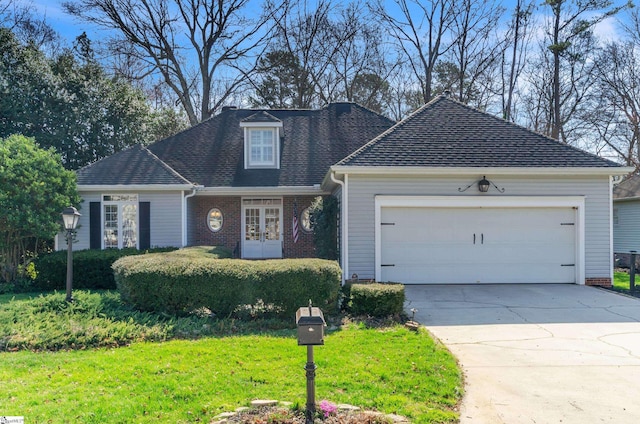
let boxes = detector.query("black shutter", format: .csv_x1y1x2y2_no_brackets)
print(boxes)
90,202,101,249
139,202,150,250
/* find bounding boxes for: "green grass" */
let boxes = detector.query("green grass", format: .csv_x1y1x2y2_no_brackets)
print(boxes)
614,271,631,293
0,290,294,351
612,270,640,295
0,291,463,423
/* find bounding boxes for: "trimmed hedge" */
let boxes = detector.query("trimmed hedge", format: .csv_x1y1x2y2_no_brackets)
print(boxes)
32,247,181,291
349,283,405,317
113,251,341,317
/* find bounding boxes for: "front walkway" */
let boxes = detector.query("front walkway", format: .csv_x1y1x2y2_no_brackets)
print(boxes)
404,284,640,423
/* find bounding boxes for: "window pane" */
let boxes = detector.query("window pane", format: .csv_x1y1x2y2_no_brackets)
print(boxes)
122,204,137,248
104,205,118,249
301,207,312,232
245,208,260,241
208,208,223,232
249,129,275,165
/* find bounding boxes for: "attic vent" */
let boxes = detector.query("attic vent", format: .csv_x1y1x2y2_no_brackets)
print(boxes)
221,106,237,112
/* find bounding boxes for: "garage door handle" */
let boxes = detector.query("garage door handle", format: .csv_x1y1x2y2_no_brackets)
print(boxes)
481,233,484,244
381,264,395,267
473,234,476,244
561,264,575,267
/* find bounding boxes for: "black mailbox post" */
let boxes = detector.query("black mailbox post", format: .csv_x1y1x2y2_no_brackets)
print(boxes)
296,302,326,423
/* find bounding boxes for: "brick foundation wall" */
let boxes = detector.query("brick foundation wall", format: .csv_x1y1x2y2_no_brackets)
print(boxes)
585,277,612,287
187,195,316,259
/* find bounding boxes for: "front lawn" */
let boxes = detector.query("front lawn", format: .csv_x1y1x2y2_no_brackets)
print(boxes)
0,291,462,423
613,270,638,295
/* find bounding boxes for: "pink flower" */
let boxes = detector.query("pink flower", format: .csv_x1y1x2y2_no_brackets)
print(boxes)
319,400,337,418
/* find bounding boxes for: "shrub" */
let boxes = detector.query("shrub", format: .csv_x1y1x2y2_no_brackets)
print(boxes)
113,249,341,317
309,195,339,260
32,247,180,291
349,283,405,317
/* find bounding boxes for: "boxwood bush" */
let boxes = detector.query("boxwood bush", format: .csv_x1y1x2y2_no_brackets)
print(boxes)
349,283,405,317
32,247,181,291
113,250,341,317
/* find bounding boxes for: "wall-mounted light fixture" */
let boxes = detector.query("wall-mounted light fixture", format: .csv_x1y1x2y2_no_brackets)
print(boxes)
458,176,505,193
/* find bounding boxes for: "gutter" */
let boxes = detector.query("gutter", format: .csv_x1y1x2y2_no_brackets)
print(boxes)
182,186,202,247
330,172,348,284
330,165,635,177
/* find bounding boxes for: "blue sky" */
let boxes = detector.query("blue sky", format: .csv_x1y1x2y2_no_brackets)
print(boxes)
20,0,632,46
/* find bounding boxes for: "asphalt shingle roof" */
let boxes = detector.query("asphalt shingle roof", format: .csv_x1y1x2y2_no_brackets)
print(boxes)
337,95,622,168
614,175,640,199
147,103,394,187
77,145,192,186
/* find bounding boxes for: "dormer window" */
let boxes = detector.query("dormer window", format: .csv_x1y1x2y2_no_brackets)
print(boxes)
249,128,277,166
241,111,283,169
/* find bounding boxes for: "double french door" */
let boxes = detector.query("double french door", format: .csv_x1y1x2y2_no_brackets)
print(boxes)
242,198,283,258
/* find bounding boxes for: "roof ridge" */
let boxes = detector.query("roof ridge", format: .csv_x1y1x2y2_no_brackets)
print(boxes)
76,144,141,173
140,146,194,185
442,95,623,167
334,95,443,166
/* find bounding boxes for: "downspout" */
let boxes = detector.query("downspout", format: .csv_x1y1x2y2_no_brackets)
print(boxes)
182,186,200,247
330,171,348,284
609,175,615,287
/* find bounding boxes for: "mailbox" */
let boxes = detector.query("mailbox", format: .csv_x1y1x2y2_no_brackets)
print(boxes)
296,304,326,346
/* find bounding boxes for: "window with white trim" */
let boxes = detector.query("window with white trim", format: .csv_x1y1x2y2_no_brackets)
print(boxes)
241,121,282,169
249,129,276,166
103,194,138,249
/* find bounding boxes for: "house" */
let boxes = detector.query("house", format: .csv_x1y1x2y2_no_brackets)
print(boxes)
64,95,632,286
612,174,640,267
67,103,394,260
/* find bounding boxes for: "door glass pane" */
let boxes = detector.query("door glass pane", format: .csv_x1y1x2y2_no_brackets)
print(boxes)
122,204,137,248
245,208,260,241
264,207,280,240
104,205,118,249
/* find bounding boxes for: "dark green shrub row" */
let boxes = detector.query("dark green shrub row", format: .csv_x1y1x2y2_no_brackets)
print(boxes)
348,283,405,317
113,251,341,317
32,247,181,291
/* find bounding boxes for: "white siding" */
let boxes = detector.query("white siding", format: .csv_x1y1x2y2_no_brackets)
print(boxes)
346,174,612,281
142,192,183,248
60,190,184,251
613,199,640,253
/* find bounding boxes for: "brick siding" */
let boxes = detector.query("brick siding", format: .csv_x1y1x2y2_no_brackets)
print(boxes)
585,277,612,287
187,195,317,258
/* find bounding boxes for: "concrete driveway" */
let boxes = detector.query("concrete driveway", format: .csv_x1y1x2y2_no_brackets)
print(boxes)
404,284,640,424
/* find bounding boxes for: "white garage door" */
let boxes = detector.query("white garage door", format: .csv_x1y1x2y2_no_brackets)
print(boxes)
380,207,577,284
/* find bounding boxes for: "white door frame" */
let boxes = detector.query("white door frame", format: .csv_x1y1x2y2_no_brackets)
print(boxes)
374,195,586,284
241,197,283,259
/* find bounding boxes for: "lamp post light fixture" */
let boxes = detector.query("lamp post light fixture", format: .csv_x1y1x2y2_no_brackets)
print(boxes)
61,206,81,302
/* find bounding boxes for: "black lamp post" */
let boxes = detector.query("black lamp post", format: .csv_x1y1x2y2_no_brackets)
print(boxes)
61,206,81,302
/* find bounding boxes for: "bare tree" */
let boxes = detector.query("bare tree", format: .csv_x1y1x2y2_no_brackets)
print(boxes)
522,30,598,145
587,42,640,169
63,0,282,125
499,0,535,121
443,0,504,106
329,2,397,113
0,0,59,49
543,0,629,141
373,0,455,104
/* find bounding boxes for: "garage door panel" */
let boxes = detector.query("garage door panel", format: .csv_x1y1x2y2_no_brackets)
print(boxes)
380,206,577,284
